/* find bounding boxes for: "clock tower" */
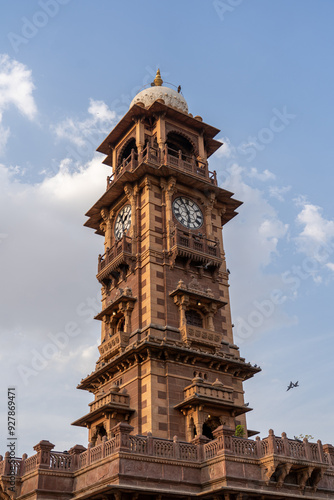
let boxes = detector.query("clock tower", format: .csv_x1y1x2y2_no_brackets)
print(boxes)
72,70,260,445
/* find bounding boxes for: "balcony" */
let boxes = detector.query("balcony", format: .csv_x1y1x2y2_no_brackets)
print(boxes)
97,235,135,282
180,325,222,351
98,331,129,361
170,228,222,269
183,379,234,405
89,390,130,414
106,145,217,190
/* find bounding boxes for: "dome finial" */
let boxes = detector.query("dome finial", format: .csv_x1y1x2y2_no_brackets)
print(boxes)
154,68,163,86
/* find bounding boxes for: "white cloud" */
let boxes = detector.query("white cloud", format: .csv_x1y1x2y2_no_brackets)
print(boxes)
0,54,37,152
269,185,291,202
248,167,276,182
295,199,334,265
221,163,292,341
0,157,111,453
53,98,117,148
214,136,235,158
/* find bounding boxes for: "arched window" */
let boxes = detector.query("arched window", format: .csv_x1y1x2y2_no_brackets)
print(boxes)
185,309,203,328
166,132,194,161
118,138,137,169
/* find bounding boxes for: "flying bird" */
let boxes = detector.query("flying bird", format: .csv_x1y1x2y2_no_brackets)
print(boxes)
287,381,299,391
196,260,214,270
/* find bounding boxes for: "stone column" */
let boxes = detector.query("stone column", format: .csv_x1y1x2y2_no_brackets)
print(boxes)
161,177,176,251
101,207,115,253
204,192,215,239
156,113,166,152
135,118,145,159
124,182,139,254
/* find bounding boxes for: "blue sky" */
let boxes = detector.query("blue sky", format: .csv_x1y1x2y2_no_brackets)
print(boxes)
0,0,334,455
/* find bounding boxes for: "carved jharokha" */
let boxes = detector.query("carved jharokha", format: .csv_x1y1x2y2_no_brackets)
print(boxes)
1,70,333,499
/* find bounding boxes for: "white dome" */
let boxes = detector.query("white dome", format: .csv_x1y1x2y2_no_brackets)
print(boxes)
130,85,188,113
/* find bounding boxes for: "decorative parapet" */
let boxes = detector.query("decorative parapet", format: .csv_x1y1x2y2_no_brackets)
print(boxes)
105,145,218,191
180,325,222,350
97,331,129,359
89,389,130,413
169,228,222,269
184,377,233,404
97,235,135,282
1,428,333,495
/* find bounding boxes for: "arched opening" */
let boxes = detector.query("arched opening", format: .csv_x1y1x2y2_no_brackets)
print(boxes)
202,417,220,440
116,316,125,333
185,309,203,328
166,131,194,161
118,138,137,170
92,424,107,445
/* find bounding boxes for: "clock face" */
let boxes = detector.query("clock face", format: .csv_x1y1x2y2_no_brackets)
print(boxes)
172,197,203,229
114,205,132,240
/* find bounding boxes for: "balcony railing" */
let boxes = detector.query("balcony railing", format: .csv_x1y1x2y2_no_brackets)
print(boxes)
183,380,233,404
98,236,133,274
5,428,332,480
98,331,130,360
106,145,217,190
180,325,222,350
171,228,220,259
89,390,130,413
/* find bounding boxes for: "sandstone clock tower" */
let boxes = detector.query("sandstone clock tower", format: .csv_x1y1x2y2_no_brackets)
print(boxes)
2,71,332,500
72,70,260,445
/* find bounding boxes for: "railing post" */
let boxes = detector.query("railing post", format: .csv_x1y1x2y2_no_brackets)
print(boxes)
164,143,168,164
323,444,334,465
256,436,262,457
4,452,11,475
303,437,312,460
102,435,107,459
281,432,290,456
87,442,92,466
69,444,86,471
130,148,135,169
147,432,153,455
111,422,134,452
20,453,27,475
33,440,54,469
178,149,182,168
212,425,234,455
173,436,180,460
317,439,325,463
267,429,276,454
192,434,210,461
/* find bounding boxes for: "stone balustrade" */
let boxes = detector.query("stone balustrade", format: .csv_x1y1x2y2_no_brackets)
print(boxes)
106,145,217,191
180,324,222,349
89,391,129,413
183,380,233,404
97,331,129,358
1,427,333,484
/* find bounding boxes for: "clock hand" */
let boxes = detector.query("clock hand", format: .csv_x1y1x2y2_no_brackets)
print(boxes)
185,200,191,224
